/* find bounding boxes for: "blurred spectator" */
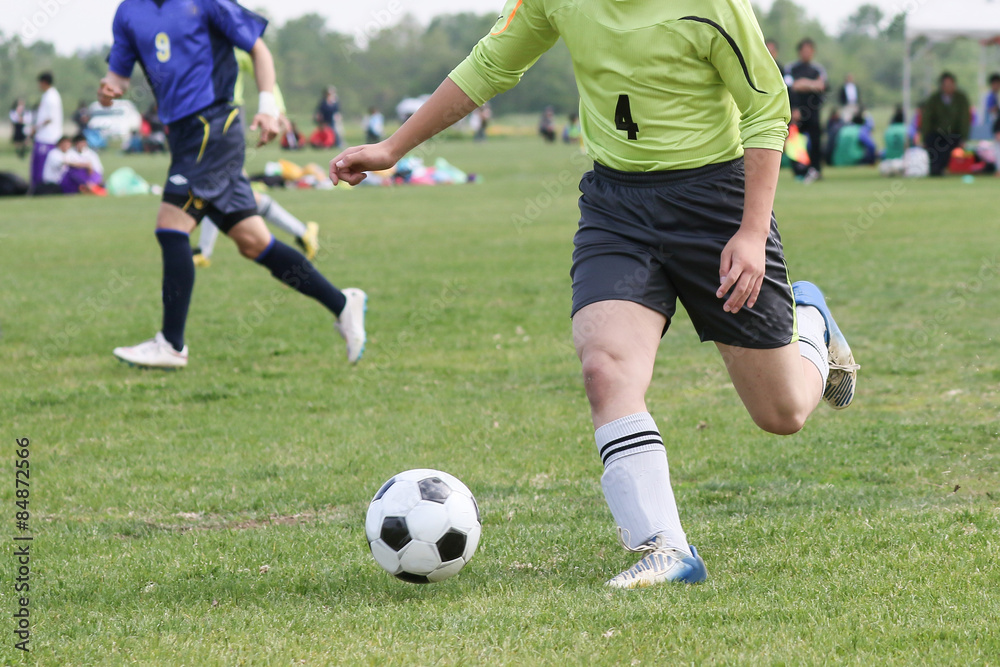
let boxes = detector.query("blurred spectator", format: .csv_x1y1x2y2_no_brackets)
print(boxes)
309,121,335,149
281,119,304,150
316,87,344,147
539,106,556,142
365,107,384,144
920,72,971,176
982,73,1000,132
142,102,167,153
9,99,29,159
786,39,828,177
563,112,581,143
123,130,145,154
72,100,92,134
69,134,105,186
766,38,783,75
40,135,104,195
30,71,64,193
831,112,876,166
838,74,861,121
883,106,908,161
471,102,491,142
825,109,845,165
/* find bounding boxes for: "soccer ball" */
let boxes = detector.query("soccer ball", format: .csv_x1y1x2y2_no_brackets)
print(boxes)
365,469,481,583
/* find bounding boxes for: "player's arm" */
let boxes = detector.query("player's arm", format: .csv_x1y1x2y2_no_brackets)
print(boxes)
710,2,790,313
331,0,558,185
100,7,135,107
247,38,279,146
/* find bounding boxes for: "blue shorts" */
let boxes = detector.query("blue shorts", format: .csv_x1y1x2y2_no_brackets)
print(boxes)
163,103,257,232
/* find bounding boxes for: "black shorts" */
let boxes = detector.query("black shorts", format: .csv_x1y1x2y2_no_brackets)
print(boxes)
571,159,797,349
163,103,257,233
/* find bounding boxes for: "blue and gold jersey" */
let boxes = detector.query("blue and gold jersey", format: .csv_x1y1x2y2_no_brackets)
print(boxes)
109,0,267,124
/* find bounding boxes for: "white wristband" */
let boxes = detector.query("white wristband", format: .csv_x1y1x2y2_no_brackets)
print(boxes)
258,91,279,119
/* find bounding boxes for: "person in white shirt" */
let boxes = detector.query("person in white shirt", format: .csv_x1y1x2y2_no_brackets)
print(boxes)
40,136,103,195
30,72,63,192
68,135,104,186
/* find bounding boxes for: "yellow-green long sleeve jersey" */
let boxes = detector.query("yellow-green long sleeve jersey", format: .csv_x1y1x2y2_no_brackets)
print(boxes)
233,48,286,114
449,0,790,172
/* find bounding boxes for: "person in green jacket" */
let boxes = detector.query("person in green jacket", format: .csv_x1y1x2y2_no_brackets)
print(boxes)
919,72,971,176
883,106,907,161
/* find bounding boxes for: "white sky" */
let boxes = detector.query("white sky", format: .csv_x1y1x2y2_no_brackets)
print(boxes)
2,0,922,54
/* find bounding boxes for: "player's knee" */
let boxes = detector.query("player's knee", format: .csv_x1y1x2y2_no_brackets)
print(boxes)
580,349,628,405
753,406,808,436
235,235,270,260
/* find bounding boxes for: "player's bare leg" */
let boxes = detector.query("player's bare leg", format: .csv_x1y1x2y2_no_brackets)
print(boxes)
573,300,707,588
716,343,822,435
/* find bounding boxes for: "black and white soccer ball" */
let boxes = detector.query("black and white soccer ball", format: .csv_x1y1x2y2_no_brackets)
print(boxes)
365,469,481,583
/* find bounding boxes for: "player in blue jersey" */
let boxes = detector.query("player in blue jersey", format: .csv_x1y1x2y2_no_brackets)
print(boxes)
99,0,366,368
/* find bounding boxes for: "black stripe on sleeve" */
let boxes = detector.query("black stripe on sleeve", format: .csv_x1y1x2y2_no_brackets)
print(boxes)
680,16,768,95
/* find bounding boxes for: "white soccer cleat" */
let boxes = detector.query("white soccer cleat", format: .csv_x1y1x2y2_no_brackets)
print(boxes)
606,534,707,589
335,288,367,364
113,332,188,369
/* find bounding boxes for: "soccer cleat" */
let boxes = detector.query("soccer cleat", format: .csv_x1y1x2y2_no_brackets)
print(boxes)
192,250,211,269
113,332,188,369
792,281,860,409
297,222,320,261
335,288,367,364
606,534,707,589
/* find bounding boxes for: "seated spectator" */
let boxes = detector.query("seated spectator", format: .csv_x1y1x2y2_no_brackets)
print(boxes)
883,106,908,161
366,107,384,144
123,130,145,154
309,122,336,149
72,101,91,134
142,102,167,153
825,109,845,165
832,112,877,166
68,134,105,188
563,113,582,143
40,136,105,195
280,119,304,150
539,106,556,142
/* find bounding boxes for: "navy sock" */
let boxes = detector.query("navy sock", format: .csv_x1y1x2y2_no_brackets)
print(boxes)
156,229,195,352
256,238,346,316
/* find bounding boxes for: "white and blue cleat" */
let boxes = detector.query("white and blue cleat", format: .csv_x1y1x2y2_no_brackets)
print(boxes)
606,535,708,589
792,281,860,410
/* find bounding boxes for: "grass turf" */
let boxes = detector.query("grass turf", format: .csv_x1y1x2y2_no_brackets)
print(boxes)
0,138,998,665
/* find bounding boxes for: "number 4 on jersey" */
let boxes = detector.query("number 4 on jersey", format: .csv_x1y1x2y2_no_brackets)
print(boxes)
615,94,639,140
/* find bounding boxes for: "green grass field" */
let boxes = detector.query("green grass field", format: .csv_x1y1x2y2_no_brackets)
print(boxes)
1,138,999,665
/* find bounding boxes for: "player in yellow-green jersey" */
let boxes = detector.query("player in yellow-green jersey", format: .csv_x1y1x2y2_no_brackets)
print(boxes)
331,0,859,588
192,49,320,268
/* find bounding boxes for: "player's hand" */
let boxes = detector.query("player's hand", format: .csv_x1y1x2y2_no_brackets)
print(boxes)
250,113,280,147
717,228,768,314
329,143,398,186
98,77,123,107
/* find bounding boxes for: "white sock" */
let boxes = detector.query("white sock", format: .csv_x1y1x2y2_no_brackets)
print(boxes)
257,193,307,239
797,305,829,385
198,218,220,259
596,412,689,554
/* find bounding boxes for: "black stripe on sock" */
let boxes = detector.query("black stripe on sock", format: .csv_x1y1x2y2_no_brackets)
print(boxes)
599,430,661,458
602,439,664,465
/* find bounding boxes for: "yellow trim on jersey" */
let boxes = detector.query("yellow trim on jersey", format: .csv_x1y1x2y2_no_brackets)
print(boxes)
222,108,240,135
195,115,210,164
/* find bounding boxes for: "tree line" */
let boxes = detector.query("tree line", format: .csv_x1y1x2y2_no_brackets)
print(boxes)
1,1,994,125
